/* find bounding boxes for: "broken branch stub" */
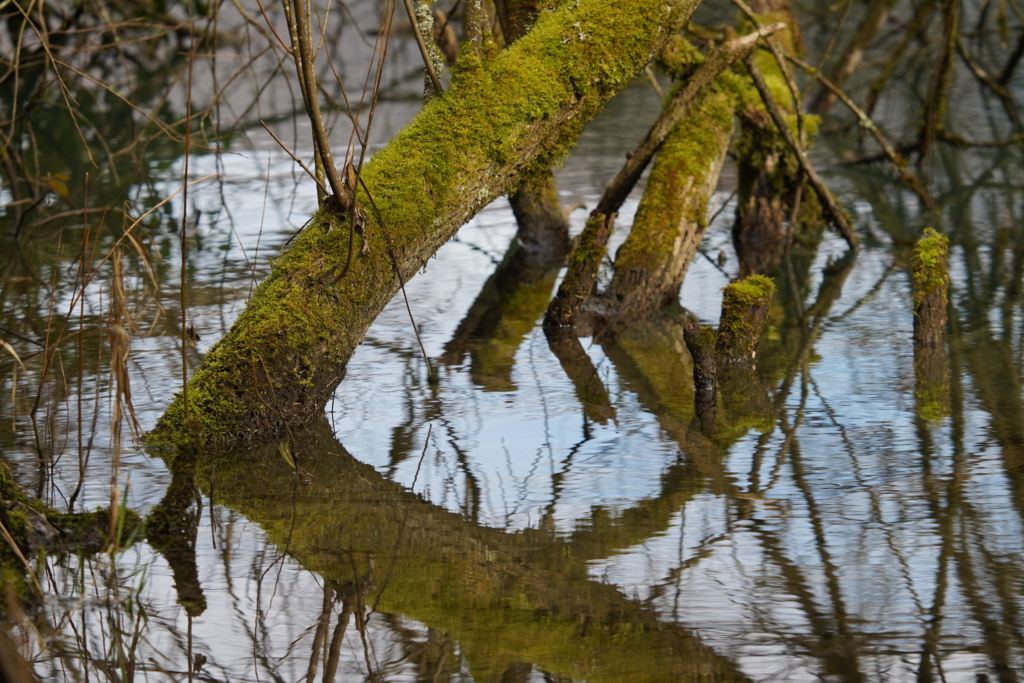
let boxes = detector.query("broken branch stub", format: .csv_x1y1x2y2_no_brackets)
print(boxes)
543,24,785,330
715,274,775,367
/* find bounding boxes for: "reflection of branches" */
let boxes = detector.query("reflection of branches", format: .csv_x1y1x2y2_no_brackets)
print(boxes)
207,417,748,680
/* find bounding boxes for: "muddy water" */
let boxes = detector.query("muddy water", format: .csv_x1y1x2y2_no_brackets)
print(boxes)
3,7,1024,682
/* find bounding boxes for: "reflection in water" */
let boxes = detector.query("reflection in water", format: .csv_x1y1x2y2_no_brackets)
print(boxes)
3,2,1024,680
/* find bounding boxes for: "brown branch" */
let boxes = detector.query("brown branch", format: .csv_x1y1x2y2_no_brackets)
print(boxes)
596,22,785,217
288,0,352,211
744,55,859,252
787,55,937,213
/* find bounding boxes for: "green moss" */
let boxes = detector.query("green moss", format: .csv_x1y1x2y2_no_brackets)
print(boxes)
717,274,775,349
609,84,736,308
911,227,949,308
0,463,140,598
723,273,774,303
657,35,703,79
150,0,703,453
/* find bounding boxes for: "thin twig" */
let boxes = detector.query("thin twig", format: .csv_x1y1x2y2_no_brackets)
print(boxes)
787,54,938,213
744,55,859,252
401,0,444,94
260,120,329,195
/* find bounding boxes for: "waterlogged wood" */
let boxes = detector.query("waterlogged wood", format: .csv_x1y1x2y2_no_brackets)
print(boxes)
508,169,569,259
543,25,784,329
912,228,950,421
543,211,613,328
603,89,735,323
150,0,701,451
204,418,748,681
715,275,775,367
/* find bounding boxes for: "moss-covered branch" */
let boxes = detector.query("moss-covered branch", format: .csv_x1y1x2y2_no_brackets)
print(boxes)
0,463,141,595
150,0,701,452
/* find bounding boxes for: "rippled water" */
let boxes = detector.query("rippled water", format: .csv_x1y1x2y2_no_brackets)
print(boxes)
3,3,1024,681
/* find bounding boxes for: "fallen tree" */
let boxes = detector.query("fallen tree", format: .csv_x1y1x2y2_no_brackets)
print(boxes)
149,0,701,452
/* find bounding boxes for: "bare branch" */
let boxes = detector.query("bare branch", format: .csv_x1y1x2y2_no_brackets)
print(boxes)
744,55,859,252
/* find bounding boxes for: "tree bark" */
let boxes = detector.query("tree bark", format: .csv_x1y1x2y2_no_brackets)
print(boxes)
149,0,701,452
603,88,735,324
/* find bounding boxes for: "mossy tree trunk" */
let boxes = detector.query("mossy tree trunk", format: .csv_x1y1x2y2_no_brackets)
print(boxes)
500,0,571,259
150,0,701,453
732,2,818,277
603,87,736,324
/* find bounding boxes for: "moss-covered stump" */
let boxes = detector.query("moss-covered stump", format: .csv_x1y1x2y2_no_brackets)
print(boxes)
604,87,736,324
442,245,563,392
0,463,142,594
911,227,950,422
912,227,950,349
715,274,775,367
151,0,702,453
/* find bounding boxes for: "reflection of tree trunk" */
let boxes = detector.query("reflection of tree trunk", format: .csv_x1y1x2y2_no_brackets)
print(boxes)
146,450,207,617
151,0,702,452
441,241,562,391
508,170,569,260
544,328,616,424
202,417,747,682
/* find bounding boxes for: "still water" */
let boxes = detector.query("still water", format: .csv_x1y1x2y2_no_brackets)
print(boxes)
2,2,1024,681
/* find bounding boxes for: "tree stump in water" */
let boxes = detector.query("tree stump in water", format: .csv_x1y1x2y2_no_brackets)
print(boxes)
912,227,950,421
715,274,776,368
